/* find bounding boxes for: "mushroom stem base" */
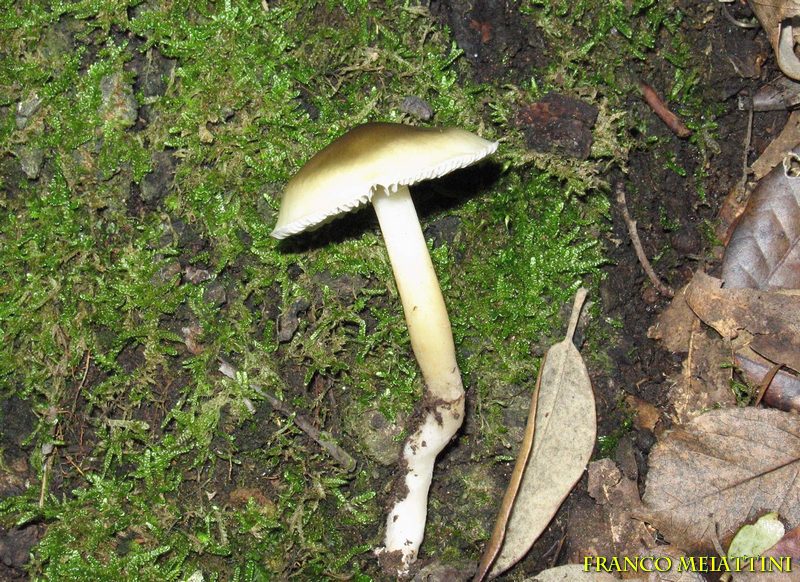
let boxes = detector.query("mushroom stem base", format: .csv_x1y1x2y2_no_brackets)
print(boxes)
376,393,465,577
371,185,466,576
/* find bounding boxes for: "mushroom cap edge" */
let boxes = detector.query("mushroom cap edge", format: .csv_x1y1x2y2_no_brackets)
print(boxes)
270,122,498,240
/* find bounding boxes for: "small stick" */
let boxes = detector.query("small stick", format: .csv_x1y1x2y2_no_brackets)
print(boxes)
639,81,692,138
218,359,357,471
38,450,53,508
615,183,674,298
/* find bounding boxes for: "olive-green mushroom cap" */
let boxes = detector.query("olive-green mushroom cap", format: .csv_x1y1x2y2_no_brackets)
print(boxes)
271,122,498,240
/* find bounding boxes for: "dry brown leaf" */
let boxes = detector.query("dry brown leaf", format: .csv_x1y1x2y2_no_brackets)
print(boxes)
685,272,800,373
582,464,707,582
481,290,596,579
721,150,800,289
625,395,662,434
669,319,736,424
676,329,736,423
647,284,695,354
646,283,735,423
642,407,800,554
586,459,654,560
748,0,800,80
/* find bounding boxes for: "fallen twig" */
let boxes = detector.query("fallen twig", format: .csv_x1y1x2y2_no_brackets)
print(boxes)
639,81,692,138
615,183,674,298
218,359,357,471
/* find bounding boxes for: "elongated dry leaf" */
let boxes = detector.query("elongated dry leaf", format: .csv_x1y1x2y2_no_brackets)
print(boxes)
722,148,800,289
642,407,800,553
482,289,596,579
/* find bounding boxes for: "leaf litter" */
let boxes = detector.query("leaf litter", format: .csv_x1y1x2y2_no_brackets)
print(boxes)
712,114,800,413
722,148,800,290
590,15,800,577
685,272,800,374
644,148,800,560
586,458,654,559
647,283,736,423
642,407,800,553
649,270,800,414
474,288,596,580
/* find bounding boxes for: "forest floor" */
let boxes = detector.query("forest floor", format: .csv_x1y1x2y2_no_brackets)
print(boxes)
1,1,793,581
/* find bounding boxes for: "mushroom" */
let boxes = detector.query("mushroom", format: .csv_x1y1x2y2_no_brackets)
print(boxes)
271,122,497,576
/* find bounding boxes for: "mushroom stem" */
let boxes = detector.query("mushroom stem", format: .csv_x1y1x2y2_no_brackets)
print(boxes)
372,185,463,400
371,185,465,576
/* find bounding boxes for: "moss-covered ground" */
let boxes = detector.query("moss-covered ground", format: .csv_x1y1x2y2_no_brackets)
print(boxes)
0,1,716,579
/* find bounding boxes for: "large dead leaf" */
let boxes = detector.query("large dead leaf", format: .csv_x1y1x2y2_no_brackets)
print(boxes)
721,149,800,289
647,282,736,423
647,284,696,354
685,272,800,373
668,322,736,424
477,290,596,579
643,407,800,553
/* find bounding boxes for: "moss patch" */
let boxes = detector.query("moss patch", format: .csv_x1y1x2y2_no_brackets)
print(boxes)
0,0,712,579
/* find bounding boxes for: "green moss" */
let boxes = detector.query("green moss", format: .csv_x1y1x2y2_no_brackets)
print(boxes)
597,411,635,458
0,0,713,578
